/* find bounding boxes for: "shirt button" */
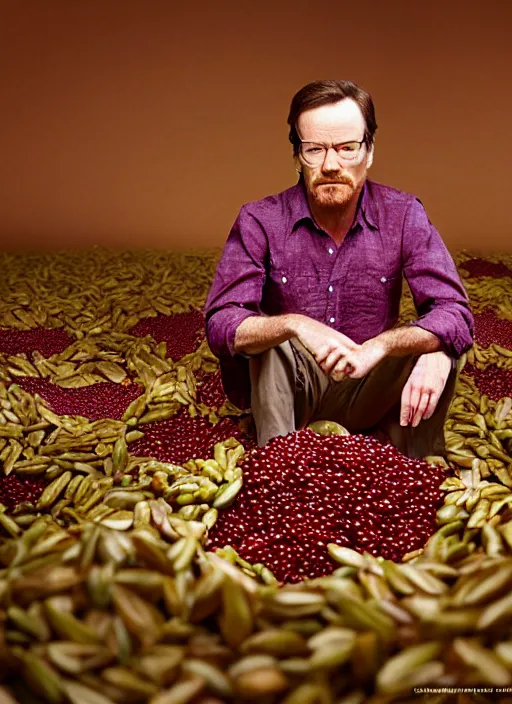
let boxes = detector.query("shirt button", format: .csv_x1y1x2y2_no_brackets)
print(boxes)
328,285,334,293
328,248,334,255
329,317,335,323
380,276,387,283
281,276,287,283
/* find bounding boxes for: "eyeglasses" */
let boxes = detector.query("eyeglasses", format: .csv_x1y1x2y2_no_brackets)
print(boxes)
298,139,366,167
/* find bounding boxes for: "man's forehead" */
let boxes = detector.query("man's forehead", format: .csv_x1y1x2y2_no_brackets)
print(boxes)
297,99,365,139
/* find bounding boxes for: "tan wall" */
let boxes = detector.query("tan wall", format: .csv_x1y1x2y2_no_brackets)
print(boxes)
0,0,511,253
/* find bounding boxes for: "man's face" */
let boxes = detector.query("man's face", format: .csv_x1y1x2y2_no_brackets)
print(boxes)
296,98,373,209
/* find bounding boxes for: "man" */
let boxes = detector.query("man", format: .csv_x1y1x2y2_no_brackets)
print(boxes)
204,79,474,458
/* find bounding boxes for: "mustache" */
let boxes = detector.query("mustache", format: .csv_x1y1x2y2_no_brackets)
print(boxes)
314,177,354,186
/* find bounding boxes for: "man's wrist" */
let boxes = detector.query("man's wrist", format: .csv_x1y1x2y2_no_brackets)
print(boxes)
373,327,442,357
284,313,306,338
369,333,393,356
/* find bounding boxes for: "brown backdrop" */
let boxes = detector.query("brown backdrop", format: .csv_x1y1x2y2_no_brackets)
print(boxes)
0,0,511,253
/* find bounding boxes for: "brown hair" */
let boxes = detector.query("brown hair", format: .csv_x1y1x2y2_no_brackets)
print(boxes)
287,80,377,155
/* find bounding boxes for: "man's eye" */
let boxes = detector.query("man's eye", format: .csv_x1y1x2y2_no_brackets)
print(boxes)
338,143,357,152
306,146,322,154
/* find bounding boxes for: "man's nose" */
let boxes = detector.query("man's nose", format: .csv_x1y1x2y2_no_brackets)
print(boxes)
321,147,341,171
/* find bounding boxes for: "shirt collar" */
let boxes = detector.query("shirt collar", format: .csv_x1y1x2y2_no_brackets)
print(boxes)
289,178,378,232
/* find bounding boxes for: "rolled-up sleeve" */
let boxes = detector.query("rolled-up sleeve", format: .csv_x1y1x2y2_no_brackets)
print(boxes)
403,198,474,358
205,206,268,360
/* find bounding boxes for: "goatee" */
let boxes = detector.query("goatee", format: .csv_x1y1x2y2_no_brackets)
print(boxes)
312,179,355,208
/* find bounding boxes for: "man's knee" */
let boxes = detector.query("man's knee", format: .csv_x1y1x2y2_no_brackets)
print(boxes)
249,341,296,379
249,341,298,405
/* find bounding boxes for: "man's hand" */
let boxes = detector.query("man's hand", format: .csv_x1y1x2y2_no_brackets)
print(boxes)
331,338,388,380
329,326,442,382
400,350,453,427
292,317,360,376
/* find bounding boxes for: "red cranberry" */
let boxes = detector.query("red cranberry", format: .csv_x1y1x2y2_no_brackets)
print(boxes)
207,429,447,583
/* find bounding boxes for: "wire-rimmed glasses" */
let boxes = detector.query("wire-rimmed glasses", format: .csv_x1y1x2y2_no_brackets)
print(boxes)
298,139,366,167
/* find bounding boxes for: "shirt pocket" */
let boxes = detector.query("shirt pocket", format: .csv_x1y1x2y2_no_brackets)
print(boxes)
264,266,318,316
345,267,402,324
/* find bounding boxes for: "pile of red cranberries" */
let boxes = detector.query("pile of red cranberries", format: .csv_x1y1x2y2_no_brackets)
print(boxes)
0,474,45,513
129,408,257,464
474,309,512,349
128,310,205,361
196,370,227,408
16,378,143,421
461,258,512,279
463,365,512,401
0,327,71,357
207,430,447,583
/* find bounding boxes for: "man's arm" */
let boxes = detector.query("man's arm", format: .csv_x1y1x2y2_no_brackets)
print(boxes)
233,314,296,356
400,197,474,358
204,206,268,361
373,325,442,356
235,313,361,362
235,312,443,379
325,320,444,381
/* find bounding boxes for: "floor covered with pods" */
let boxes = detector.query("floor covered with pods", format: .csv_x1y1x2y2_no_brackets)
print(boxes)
0,247,512,703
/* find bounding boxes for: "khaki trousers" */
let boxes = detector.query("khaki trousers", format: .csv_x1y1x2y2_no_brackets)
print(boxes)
249,339,464,459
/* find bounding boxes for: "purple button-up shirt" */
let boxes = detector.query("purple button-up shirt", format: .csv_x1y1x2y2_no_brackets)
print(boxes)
205,179,474,410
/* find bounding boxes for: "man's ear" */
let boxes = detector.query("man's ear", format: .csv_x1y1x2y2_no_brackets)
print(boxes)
366,143,374,169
